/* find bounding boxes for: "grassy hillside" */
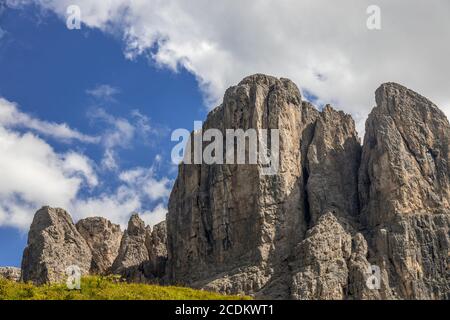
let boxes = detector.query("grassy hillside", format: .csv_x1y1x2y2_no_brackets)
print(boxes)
0,276,251,300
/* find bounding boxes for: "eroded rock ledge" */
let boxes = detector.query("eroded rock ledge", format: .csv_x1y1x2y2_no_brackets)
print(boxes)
18,75,450,299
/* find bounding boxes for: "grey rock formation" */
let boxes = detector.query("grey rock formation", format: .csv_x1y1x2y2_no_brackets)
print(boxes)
111,214,149,281
21,206,92,285
168,74,307,296
359,82,450,226
167,75,450,299
359,82,450,299
76,217,123,274
0,267,21,282
306,105,361,224
144,220,168,279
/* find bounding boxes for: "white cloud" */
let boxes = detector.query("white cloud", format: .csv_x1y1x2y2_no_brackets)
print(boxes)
131,109,155,136
0,197,36,231
86,84,120,101
0,127,93,206
73,162,173,228
0,126,97,229
119,165,172,201
71,188,168,229
89,108,135,149
0,97,170,230
89,108,135,170
69,187,141,229
140,203,167,228
62,152,98,187
70,160,171,228
0,98,99,143
17,0,450,134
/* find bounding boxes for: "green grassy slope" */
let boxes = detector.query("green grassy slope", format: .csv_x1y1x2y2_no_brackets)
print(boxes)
0,276,251,300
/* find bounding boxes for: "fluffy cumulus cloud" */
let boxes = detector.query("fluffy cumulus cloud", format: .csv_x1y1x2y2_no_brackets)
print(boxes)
0,124,97,229
10,0,450,133
0,97,170,230
140,203,167,228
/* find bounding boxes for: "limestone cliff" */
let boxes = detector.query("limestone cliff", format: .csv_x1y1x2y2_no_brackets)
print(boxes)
359,82,450,299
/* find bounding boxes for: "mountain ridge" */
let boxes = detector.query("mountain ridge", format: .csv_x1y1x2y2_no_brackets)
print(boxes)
6,74,449,300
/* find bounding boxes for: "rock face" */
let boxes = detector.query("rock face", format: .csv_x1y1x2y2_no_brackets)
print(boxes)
167,74,450,299
20,209,167,285
145,220,168,279
168,74,305,295
21,207,92,285
109,215,169,282
168,74,364,297
111,214,150,281
0,267,21,282
76,217,123,274
306,105,362,224
359,83,450,226
359,83,450,299
290,213,379,300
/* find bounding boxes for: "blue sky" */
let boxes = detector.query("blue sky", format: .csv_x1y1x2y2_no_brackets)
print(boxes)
0,5,206,266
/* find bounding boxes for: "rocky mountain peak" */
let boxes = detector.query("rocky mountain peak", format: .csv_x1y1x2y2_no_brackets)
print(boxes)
375,82,445,115
360,82,450,226
21,206,92,285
